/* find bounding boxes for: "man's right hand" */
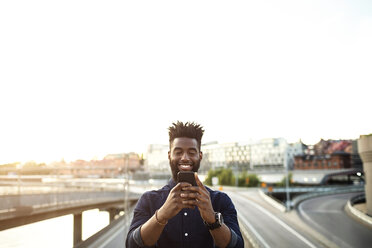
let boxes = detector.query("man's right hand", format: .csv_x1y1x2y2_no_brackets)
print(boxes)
157,182,195,223
140,182,198,246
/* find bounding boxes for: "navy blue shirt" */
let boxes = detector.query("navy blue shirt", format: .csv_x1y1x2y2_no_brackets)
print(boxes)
126,179,244,248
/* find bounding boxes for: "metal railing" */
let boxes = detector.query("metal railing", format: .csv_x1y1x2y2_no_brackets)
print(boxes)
291,185,365,207
0,175,127,195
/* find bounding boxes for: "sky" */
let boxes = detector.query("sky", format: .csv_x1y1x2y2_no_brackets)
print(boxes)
1,0,371,164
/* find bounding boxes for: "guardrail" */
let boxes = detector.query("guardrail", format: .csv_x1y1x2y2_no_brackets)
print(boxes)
75,204,136,248
261,185,365,193
0,176,127,195
349,193,366,205
0,175,144,232
291,185,364,208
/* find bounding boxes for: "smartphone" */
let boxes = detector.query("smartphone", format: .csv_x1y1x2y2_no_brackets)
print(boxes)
177,171,197,186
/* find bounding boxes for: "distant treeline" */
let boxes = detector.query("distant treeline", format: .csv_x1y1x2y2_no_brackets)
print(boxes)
204,168,260,187
204,168,294,187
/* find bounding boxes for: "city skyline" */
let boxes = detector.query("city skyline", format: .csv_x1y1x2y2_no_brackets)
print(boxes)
0,135,364,165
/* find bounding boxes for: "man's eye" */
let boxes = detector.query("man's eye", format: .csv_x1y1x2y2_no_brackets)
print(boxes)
175,151,182,156
189,151,196,155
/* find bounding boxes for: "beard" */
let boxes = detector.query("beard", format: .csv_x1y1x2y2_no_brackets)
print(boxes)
170,159,201,182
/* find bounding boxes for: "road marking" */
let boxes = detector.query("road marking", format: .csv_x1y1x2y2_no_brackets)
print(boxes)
232,192,317,248
298,202,354,248
237,211,271,248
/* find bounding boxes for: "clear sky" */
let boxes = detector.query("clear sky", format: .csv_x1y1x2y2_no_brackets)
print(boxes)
1,0,371,164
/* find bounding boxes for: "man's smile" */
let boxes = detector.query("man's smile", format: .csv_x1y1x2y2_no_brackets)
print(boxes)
178,163,193,171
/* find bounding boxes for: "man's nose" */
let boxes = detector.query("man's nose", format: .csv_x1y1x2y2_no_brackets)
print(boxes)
181,152,190,161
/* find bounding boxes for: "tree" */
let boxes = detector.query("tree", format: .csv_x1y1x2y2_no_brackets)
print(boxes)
204,168,234,186
238,171,260,187
205,168,260,187
219,168,234,186
276,172,293,187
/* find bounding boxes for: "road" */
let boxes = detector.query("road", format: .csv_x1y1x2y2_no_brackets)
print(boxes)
225,189,324,248
93,188,372,248
298,192,372,248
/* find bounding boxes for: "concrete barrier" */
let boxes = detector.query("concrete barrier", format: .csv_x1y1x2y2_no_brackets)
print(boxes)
258,189,286,212
345,194,372,229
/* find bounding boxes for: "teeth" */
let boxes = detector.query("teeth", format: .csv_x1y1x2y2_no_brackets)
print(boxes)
180,164,192,169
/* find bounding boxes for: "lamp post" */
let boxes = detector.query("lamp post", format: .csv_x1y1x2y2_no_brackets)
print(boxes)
284,147,290,211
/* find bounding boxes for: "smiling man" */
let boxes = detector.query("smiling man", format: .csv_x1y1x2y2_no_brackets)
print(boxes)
126,121,244,248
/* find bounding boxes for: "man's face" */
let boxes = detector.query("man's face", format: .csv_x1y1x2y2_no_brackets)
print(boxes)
168,137,203,181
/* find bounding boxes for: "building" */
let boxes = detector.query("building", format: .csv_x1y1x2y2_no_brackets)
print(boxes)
286,141,307,170
145,144,169,172
294,139,354,170
294,152,351,170
201,138,304,172
250,138,305,171
351,140,363,169
57,152,143,177
103,152,142,172
201,142,251,173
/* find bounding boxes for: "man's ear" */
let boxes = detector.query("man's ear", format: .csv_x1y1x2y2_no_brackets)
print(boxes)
168,151,171,160
199,151,203,161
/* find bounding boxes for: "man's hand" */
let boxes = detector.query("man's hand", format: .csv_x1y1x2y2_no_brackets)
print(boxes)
140,182,195,246
180,173,215,223
157,182,195,223
180,173,232,247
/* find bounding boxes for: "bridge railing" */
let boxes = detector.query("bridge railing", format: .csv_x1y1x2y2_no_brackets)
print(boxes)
290,185,365,207
0,175,128,195
261,185,365,193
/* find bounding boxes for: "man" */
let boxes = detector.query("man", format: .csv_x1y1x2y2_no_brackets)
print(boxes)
126,121,244,248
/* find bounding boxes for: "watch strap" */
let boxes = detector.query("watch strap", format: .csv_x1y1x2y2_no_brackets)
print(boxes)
204,212,223,230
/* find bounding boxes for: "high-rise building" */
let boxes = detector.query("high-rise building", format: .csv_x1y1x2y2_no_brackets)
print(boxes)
201,142,251,172
201,138,304,172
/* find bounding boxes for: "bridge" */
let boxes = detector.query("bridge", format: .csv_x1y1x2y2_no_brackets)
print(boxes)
0,175,143,246
1,175,371,248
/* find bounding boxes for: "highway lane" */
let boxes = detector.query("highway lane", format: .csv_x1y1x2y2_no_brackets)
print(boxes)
298,192,372,248
225,190,322,248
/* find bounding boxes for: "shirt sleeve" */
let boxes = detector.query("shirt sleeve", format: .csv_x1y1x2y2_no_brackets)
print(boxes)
219,193,244,248
126,225,156,248
226,227,238,248
126,193,156,248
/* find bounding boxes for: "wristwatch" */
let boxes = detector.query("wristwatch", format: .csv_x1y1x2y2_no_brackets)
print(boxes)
204,212,224,230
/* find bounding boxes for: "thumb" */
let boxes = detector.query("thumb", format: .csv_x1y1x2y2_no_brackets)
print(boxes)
195,172,205,189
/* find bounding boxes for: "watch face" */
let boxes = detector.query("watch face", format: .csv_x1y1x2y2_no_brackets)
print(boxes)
218,213,223,225
216,212,222,223
204,212,223,230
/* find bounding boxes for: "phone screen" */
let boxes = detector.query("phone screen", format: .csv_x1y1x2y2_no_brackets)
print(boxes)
177,171,197,186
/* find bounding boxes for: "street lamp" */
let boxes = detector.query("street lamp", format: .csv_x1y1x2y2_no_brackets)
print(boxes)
284,147,290,211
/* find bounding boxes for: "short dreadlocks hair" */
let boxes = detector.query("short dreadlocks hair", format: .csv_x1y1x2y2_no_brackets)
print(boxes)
168,121,204,150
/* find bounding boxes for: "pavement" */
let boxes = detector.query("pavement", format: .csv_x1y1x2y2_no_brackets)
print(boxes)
353,203,367,212
344,200,372,229
258,190,372,248
245,190,338,248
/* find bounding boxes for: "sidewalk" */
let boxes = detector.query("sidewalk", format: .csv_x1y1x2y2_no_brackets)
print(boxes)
353,203,367,213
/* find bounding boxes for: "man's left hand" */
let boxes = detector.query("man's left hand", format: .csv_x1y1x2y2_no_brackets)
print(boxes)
180,173,215,223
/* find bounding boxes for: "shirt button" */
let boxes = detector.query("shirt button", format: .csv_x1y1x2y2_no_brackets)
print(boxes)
184,212,187,216
185,233,188,237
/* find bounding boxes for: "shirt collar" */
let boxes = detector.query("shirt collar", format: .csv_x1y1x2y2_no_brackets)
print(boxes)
167,178,177,188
